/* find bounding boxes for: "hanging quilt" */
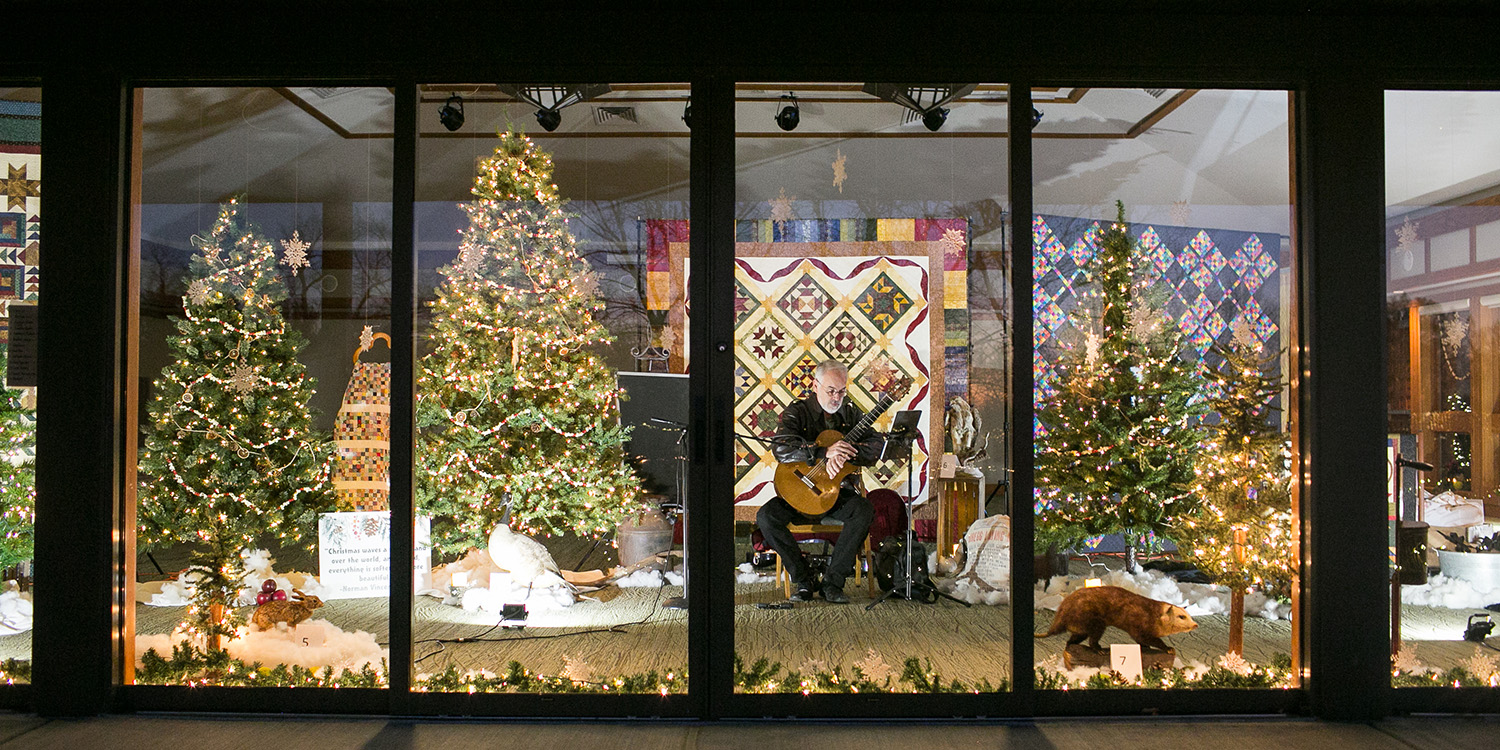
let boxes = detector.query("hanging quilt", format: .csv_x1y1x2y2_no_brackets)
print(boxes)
0,100,41,344
645,218,971,511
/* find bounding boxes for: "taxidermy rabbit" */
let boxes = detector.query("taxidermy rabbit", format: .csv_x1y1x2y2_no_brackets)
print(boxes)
251,589,324,631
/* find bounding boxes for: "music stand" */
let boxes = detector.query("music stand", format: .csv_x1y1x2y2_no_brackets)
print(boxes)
868,410,970,610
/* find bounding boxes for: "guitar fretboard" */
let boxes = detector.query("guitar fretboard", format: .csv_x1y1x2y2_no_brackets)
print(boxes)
843,392,898,444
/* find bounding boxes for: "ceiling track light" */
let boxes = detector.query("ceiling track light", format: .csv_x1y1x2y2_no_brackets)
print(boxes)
495,83,613,134
1032,106,1044,129
921,107,949,132
862,83,976,133
682,101,692,130
438,94,465,132
774,92,800,131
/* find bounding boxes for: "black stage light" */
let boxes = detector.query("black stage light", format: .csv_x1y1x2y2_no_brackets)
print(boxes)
682,101,692,130
1464,613,1495,642
535,107,562,132
438,94,465,132
1032,106,1044,129
921,106,949,132
775,93,800,131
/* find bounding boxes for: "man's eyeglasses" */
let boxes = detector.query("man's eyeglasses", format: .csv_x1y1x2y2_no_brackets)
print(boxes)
814,381,847,397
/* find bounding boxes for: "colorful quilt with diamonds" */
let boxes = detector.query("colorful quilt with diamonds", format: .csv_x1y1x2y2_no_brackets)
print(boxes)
333,360,392,511
1032,214,1284,404
643,218,971,509
0,101,41,344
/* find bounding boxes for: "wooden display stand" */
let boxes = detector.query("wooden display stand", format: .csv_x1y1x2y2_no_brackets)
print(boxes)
1064,644,1177,671
935,472,982,566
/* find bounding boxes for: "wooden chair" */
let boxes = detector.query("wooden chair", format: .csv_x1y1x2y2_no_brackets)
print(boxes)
771,522,876,598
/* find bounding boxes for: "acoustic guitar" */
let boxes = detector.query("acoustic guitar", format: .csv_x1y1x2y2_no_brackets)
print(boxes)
773,378,913,516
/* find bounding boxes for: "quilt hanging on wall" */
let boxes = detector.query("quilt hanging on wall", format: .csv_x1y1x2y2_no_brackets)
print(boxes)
0,99,41,344
645,218,971,509
1032,214,1284,405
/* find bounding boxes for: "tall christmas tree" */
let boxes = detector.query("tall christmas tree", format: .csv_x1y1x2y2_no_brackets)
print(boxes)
417,132,644,553
1174,332,1293,654
0,346,36,573
138,199,334,647
1035,203,1208,571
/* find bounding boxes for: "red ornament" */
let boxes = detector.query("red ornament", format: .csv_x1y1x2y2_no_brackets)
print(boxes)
261,579,277,593
256,592,271,605
272,590,288,601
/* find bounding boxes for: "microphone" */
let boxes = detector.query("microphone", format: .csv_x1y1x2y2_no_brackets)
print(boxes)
1396,456,1435,472
648,417,688,429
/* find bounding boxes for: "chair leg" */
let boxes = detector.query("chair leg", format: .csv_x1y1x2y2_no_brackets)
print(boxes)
864,537,876,597
774,552,789,598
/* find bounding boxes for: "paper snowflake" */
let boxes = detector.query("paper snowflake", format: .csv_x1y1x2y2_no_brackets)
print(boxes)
1230,321,1262,351
853,648,894,683
186,279,213,306
1170,200,1192,226
454,243,484,277
575,268,600,299
226,363,258,394
1396,217,1420,255
359,325,376,353
562,654,595,683
940,227,966,258
769,187,796,229
1216,651,1254,676
832,149,848,193
1083,331,1102,367
1393,644,1426,675
1128,300,1160,338
1461,651,1498,683
279,231,311,275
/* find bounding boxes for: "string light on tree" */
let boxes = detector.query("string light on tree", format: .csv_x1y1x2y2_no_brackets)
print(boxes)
1034,202,1208,572
0,346,35,572
1172,326,1293,655
137,198,335,649
416,131,645,551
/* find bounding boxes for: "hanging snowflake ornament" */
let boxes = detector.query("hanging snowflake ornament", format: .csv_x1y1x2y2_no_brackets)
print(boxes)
575,268,600,299
1395,217,1420,273
561,654,595,683
1083,330,1102,367
359,325,376,353
279,231,311,275
832,149,848,193
768,187,796,230
853,648,894,683
226,363,258,394
1128,298,1160,338
1216,651,1254,676
454,243,484,277
1170,200,1192,226
185,279,213,306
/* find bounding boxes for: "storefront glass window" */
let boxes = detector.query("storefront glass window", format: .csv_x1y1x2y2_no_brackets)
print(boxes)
0,86,39,681
131,87,393,687
1032,89,1298,688
413,83,691,693
1387,90,1500,687
732,83,1014,693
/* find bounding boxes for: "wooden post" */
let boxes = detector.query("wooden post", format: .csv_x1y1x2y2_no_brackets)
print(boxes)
1228,527,1247,655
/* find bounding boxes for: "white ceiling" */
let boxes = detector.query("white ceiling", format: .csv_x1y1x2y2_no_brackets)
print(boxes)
132,85,1500,237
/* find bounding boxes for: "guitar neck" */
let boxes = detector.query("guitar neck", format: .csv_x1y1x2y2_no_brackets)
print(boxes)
844,393,897,443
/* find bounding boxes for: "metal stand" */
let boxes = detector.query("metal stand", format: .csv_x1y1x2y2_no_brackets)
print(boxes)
662,421,689,610
867,425,969,610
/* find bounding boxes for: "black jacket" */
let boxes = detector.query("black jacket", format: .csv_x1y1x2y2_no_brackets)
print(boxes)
770,395,890,470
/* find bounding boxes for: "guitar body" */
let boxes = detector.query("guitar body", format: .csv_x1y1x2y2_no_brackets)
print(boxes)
774,429,858,516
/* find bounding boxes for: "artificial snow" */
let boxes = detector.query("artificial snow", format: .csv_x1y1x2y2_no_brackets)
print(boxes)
615,567,684,588
1031,567,1292,621
136,618,386,673
137,549,325,607
428,548,578,611
736,562,773,585
0,582,33,635
1401,572,1500,609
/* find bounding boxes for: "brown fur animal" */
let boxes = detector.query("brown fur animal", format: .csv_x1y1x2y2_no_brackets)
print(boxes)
250,589,324,631
1035,585,1197,653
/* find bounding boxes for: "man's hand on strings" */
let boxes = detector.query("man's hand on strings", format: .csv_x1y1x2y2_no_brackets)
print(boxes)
825,440,857,475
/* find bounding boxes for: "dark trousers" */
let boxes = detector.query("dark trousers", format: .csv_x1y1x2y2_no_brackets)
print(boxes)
756,489,874,589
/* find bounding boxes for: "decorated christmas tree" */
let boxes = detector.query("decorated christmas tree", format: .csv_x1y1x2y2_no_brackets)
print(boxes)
417,131,644,552
0,346,36,572
137,199,334,647
1035,203,1208,571
1174,332,1293,654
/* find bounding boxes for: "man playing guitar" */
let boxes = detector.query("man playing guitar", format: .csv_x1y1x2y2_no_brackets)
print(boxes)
759,360,906,604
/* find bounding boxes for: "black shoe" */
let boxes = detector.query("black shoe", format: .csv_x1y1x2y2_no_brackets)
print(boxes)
820,584,850,604
789,583,817,602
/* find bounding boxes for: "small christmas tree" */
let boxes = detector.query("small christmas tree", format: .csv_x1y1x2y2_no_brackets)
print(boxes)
417,131,644,552
0,346,36,573
1035,203,1208,572
137,199,334,648
1174,331,1293,654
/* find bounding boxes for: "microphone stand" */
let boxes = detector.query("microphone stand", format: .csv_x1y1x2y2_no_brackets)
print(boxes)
656,419,689,610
